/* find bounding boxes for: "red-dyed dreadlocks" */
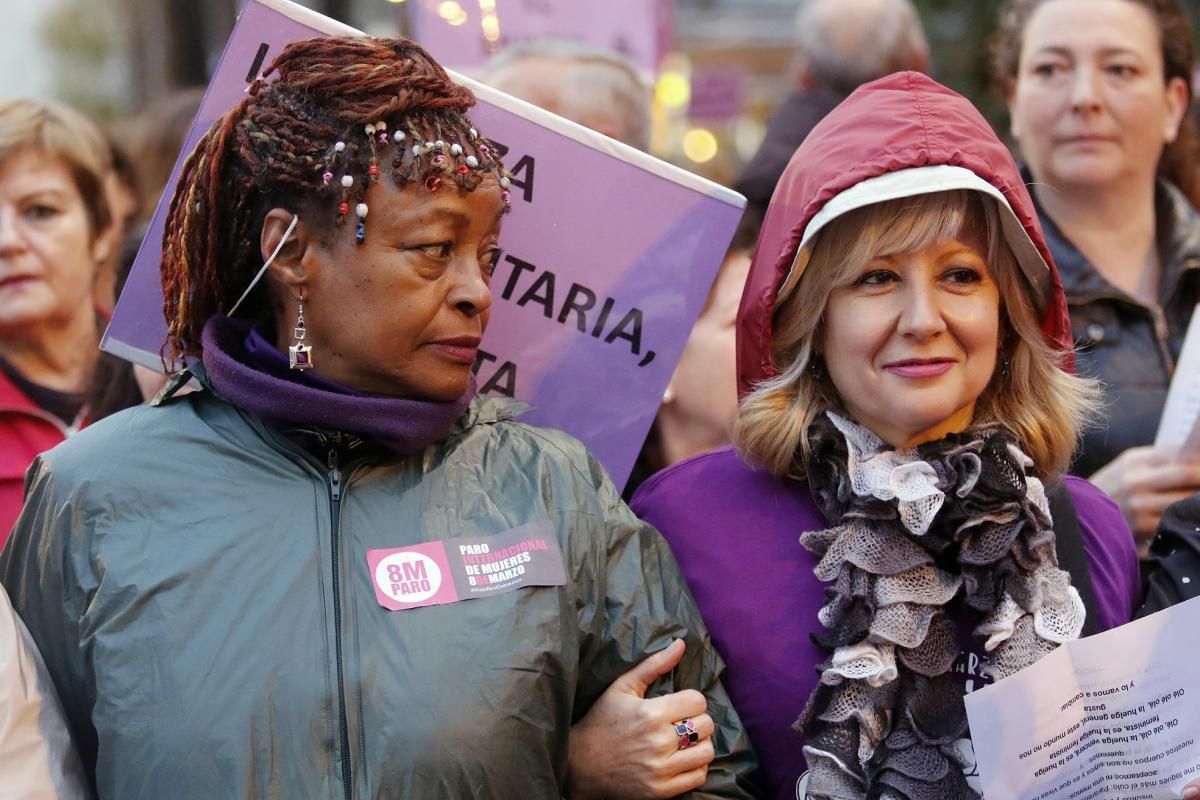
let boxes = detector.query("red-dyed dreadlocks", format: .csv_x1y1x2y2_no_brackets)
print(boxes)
160,36,507,361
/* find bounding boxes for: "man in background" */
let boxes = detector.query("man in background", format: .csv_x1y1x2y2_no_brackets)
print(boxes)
484,38,651,150
736,0,930,235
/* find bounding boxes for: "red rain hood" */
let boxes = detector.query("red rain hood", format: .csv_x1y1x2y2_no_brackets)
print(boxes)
735,71,1073,397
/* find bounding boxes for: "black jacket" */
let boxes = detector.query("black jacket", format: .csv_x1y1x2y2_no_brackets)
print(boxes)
1139,492,1200,616
1038,180,1200,478
733,88,845,223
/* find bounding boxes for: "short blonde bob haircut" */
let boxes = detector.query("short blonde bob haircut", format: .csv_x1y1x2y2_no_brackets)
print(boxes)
734,189,1100,480
0,98,113,239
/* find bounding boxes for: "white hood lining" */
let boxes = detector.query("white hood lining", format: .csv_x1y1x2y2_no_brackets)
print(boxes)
786,165,1051,312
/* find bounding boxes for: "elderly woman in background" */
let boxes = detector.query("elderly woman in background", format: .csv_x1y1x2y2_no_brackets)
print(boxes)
0,100,116,543
993,0,1200,552
0,37,758,799
633,72,1140,798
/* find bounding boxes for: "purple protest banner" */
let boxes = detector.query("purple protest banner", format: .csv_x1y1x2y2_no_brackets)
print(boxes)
101,0,744,488
408,0,670,75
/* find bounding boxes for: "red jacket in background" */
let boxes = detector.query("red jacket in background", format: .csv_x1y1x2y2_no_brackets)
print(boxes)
0,371,82,548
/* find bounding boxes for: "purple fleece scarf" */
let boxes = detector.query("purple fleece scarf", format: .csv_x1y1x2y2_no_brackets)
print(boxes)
201,315,474,455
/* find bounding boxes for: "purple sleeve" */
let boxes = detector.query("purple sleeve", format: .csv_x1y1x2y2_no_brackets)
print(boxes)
1063,475,1141,630
631,449,829,800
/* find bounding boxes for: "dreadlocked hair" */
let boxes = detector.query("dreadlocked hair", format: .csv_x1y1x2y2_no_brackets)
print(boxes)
160,36,509,362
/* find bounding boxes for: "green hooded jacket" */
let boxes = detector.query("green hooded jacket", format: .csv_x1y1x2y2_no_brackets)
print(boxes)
0,373,760,799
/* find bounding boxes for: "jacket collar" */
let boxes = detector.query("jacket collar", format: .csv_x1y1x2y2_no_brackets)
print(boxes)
0,364,82,437
1157,181,1200,306
1034,173,1200,307
0,367,35,412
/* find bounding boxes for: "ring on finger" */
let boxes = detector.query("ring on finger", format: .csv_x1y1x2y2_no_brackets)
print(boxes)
673,718,700,750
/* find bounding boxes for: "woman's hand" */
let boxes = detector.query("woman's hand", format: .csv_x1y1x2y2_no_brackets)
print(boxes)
566,639,716,799
1090,447,1200,555
1181,777,1200,798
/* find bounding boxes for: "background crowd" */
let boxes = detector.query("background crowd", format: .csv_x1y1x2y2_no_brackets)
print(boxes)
2,0,1200,798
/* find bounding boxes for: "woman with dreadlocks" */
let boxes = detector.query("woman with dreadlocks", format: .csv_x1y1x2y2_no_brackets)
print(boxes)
631,72,1141,799
0,37,758,799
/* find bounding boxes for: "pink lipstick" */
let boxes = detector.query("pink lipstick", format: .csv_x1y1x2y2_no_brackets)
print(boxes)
883,358,955,378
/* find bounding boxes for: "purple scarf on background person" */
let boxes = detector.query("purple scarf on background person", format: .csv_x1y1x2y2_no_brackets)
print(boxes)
200,315,475,455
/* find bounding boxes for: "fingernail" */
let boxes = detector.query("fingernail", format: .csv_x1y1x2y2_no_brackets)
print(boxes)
1183,787,1199,799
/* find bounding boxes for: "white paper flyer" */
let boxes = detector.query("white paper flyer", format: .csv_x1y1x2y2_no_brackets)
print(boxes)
1156,303,1200,454
965,596,1200,799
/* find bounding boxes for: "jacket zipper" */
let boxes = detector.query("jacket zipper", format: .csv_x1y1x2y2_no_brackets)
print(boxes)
327,442,353,800
1149,305,1176,377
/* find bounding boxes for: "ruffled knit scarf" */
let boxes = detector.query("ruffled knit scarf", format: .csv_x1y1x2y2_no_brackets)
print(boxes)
798,411,1085,800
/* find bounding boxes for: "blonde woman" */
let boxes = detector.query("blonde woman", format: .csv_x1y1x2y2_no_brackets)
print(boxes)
632,72,1139,799
0,100,117,541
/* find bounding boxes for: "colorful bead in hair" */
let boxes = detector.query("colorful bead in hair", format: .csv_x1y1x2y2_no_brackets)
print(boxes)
160,36,515,360
355,202,368,245
365,123,378,185
338,173,354,224
314,116,512,241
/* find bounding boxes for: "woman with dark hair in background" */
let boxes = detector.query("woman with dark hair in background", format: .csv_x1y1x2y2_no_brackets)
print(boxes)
87,88,207,423
993,0,1200,553
1,36,758,799
85,233,152,423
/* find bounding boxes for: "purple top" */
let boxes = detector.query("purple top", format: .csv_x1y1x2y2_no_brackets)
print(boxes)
631,446,1141,800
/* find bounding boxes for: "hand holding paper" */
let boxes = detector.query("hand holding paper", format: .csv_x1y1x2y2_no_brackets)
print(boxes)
1090,446,1200,550
965,597,1200,799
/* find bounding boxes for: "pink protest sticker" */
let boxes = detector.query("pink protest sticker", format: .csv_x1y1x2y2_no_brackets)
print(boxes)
367,522,566,611
368,540,459,611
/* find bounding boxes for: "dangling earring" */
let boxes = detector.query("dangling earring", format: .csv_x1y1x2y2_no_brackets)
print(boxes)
290,291,314,370
808,354,825,379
